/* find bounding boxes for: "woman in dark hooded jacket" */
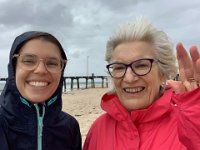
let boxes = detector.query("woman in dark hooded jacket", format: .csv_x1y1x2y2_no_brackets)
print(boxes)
0,31,82,150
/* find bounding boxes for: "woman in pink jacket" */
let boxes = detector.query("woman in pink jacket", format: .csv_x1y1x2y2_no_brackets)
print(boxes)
83,18,200,150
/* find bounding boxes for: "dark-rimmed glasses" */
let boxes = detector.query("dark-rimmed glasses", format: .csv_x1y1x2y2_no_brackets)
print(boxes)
106,58,158,79
13,53,67,73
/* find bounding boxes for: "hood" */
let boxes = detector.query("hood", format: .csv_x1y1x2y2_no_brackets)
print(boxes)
0,31,67,116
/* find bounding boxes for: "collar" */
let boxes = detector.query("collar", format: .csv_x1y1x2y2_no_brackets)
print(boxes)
101,89,173,123
20,96,58,108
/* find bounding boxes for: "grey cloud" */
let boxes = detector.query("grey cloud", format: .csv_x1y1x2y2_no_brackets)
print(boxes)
0,0,200,77
0,0,73,28
97,0,141,11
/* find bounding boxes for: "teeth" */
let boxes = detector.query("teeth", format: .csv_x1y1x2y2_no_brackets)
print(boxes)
29,81,48,87
124,87,143,93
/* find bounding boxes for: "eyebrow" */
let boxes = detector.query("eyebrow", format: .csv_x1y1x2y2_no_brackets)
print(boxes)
20,53,61,60
111,57,155,64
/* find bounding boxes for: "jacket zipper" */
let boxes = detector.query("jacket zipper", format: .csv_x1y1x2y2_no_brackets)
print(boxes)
34,104,45,150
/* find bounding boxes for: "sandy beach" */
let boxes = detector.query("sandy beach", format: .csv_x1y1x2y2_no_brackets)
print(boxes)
62,87,109,143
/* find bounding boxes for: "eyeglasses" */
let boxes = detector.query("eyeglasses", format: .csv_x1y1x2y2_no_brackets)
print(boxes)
13,53,67,73
106,58,158,79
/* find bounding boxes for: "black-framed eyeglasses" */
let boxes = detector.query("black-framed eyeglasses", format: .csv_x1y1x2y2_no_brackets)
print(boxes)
13,53,67,73
106,58,158,79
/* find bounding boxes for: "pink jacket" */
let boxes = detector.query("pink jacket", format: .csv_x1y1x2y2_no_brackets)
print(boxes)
83,88,200,150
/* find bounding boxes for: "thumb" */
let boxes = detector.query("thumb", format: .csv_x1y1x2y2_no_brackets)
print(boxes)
167,80,186,93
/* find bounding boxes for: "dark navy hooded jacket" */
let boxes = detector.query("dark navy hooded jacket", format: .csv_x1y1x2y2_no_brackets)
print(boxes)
0,31,82,150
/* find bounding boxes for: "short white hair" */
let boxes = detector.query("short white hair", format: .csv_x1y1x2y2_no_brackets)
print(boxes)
106,17,177,81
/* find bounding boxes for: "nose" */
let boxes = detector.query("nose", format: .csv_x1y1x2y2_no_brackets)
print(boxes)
123,67,139,82
33,59,48,73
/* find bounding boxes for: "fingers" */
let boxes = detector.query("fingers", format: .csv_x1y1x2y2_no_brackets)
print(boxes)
190,45,199,61
176,43,200,92
182,79,199,91
167,80,186,93
189,46,200,81
176,43,193,81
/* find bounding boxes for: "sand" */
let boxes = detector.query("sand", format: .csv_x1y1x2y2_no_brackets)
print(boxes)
62,87,109,143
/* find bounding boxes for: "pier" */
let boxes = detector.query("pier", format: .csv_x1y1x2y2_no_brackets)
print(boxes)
63,75,108,91
0,75,108,91
0,78,7,82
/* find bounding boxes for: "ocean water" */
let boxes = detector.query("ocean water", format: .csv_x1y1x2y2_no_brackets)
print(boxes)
0,82,6,93
0,82,6,88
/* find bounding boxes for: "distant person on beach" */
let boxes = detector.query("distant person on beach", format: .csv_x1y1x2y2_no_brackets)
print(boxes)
0,31,82,150
83,18,200,150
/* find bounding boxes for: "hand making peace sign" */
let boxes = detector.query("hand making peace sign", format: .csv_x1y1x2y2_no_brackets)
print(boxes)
167,43,200,93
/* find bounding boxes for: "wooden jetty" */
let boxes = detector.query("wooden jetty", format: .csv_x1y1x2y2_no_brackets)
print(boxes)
0,75,108,91
0,78,7,81
63,75,108,91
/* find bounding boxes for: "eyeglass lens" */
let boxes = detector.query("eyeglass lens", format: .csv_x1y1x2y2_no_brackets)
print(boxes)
107,59,154,78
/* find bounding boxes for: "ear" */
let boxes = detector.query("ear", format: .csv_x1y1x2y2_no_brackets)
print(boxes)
158,72,166,94
159,72,166,85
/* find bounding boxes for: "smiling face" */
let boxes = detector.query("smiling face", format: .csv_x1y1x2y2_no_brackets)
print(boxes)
111,41,164,111
15,39,62,103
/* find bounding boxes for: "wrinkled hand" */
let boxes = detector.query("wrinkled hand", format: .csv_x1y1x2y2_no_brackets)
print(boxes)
167,43,200,93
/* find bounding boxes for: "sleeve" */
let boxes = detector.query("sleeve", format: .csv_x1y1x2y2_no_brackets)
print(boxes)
173,87,200,150
0,115,9,150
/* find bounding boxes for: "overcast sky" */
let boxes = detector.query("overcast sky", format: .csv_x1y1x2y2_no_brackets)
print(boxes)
0,0,200,77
